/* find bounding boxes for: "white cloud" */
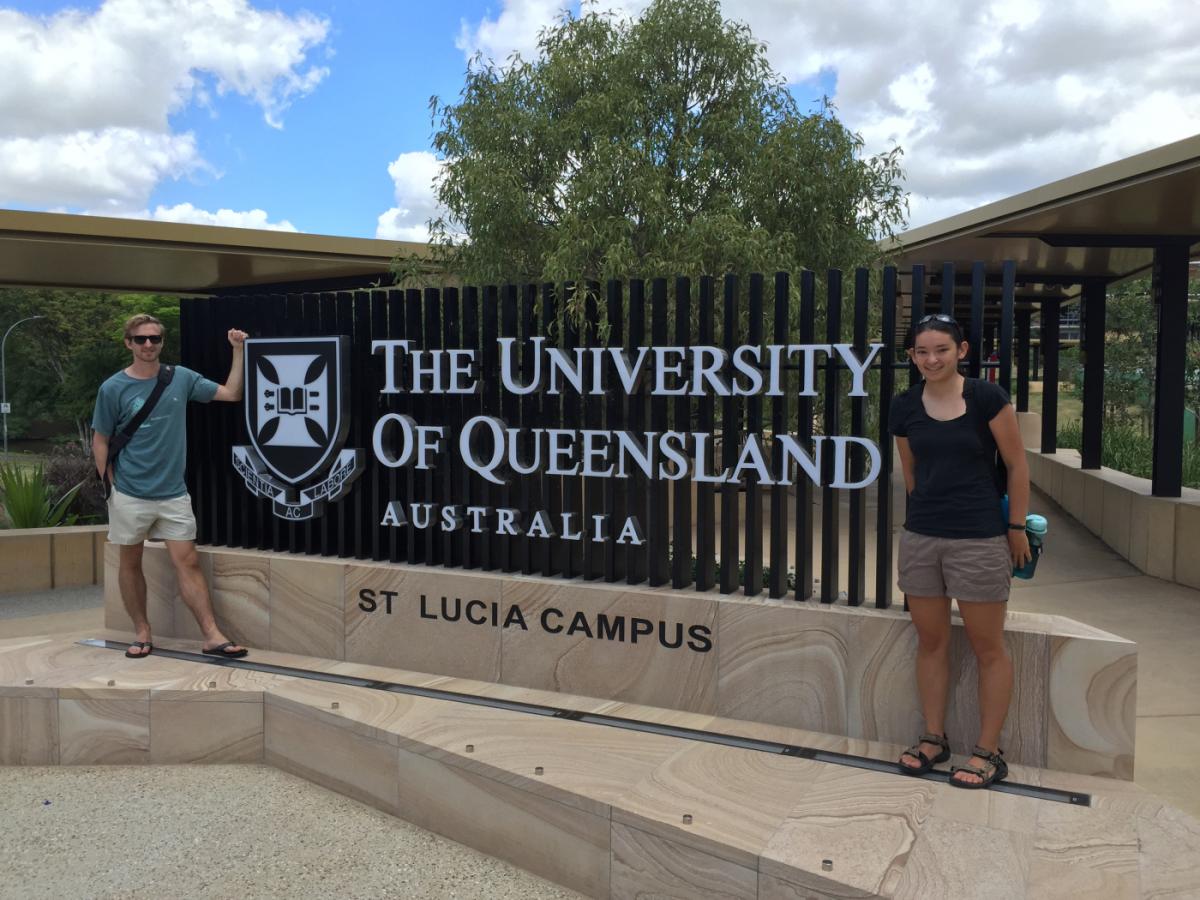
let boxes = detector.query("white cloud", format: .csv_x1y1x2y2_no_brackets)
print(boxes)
0,0,329,212
144,203,298,232
457,0,649,64
0,128,202,211
456,0,1200,229
375,151,444,242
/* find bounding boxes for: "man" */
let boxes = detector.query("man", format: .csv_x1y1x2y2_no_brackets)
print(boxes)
92,314,249,659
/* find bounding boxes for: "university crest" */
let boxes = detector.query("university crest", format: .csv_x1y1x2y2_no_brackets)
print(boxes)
232,336,363,520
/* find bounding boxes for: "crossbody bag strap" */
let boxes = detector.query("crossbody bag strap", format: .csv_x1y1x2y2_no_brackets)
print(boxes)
100,365,175,499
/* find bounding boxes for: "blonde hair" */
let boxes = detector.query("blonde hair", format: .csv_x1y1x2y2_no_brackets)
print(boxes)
123,314,165,341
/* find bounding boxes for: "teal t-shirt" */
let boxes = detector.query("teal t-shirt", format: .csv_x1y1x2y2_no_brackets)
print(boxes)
92,366,219,499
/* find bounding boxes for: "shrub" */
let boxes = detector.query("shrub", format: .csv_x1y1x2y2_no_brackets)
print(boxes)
45,443,107,523
0,462,82,528
1058,421,1200,489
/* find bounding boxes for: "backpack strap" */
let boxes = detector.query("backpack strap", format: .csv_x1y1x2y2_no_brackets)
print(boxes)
963,378,1007,497
100,365,175,499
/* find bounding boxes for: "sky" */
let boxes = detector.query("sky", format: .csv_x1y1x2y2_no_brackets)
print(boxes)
2,0,1198,242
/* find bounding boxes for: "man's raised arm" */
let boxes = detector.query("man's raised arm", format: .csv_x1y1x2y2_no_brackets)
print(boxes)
212,329,248,402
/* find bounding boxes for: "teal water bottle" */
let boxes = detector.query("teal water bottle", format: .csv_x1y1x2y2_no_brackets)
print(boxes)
1014,514,1047,579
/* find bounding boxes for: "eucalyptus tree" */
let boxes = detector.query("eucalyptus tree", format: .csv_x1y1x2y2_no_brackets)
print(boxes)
411,0,906,322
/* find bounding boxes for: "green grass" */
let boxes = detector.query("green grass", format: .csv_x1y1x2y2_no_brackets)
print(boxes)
1026,388,1082,424
0,451,46,474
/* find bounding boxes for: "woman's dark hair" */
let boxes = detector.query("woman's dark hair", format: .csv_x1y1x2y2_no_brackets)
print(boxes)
905,313,964,350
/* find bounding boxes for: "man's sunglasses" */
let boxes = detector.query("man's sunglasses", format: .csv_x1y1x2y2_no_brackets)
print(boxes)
130,334,163,345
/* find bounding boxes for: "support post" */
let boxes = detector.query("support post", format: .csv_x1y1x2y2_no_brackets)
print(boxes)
999,260,1015,396
1016,309,1031,412
1081,280,1107,469
1040,300,1061,454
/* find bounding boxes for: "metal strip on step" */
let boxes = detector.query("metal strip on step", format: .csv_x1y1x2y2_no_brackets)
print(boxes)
79,638,1091,806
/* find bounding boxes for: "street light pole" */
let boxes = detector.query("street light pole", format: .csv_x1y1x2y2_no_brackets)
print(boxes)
1,315,45,458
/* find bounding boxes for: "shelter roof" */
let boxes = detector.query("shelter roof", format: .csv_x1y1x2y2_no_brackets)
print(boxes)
885,133,1200,302
0,208,422,295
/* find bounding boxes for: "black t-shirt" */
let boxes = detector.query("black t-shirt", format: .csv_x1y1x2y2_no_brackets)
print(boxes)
889,378,1010,539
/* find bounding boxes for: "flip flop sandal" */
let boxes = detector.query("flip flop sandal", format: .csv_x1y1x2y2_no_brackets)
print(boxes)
949,745,1008,790
124,641,153,659
898,732,951,776
202,641,248,659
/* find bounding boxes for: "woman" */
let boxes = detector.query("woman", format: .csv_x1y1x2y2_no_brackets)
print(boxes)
889,313,1032,789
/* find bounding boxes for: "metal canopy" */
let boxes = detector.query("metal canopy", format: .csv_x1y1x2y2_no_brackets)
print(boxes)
0,208,423,295
886,133,1200,298
886,134,1200,499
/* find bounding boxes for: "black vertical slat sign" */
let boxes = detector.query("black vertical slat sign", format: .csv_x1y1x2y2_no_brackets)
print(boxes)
180,299,204,543
316,293,338,556
334,291,355,558
768,273,790,599
214,295,238,548
794,271,815,601
499,285,520,573
743,275,764,597
647,278,670,587
603,280,627,584
480,286,499,570
442,287,462,569
256,297,282,552
188,268,945,607
261,295,282,553
422,288,443,567
908,264,925,387
298,292,322,555
403,289,426,565
193,296,216,545
672,277,693,589
968,262,985,378
847,269,869,606
560,283,583,579
693,277,717,592
820,271,842,604
582,285,604,581
389,288,413,564
541,283,563,578
520,285,541,576
719,275,740,595
369,290,388,562
875,266,898,610
352,291,372,559
461,287,481,569
274,292,298,554
624,281,647,585
285,293,309,555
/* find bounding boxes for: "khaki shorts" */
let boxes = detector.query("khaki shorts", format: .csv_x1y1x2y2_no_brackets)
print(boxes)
107,489,197,545
897,529,1012,603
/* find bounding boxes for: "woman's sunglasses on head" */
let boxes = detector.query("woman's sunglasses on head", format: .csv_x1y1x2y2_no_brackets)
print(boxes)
917,313,958,326
131,334,163,345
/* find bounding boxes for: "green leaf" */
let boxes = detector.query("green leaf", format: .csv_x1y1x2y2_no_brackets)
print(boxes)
0,462,84,528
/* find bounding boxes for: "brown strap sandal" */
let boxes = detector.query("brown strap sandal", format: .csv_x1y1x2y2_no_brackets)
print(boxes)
949,745,1008,790
898,732,950,776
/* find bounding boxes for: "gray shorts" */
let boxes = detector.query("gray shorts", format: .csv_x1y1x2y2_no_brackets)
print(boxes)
897,529,1012,602
107,489,197,545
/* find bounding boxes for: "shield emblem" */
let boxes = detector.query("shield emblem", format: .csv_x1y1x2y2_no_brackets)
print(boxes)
244,336,350,485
